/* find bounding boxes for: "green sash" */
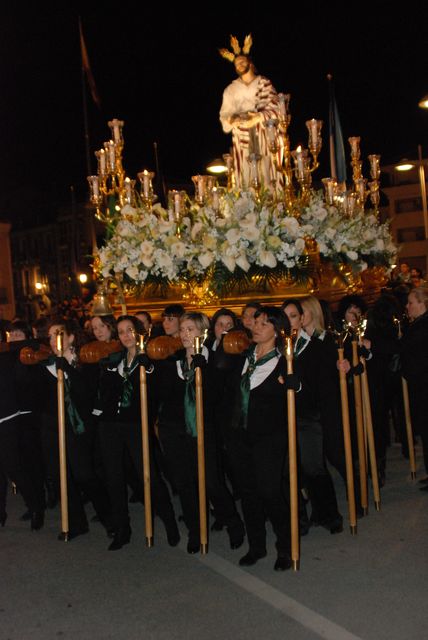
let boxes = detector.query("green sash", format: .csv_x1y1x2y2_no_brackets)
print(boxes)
181,358,197,437
239,345,278,429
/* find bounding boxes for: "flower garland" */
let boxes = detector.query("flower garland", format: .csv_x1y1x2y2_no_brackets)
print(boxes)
96,190,397,294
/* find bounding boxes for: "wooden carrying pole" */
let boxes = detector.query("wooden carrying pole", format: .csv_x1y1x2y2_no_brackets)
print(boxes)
401,377,417,479
395,320,416,480
360,358,381,511
285,337,299,571
56,331,69,541
138,334,153,547
351,340,368,514
194,335,208,554
337,345,357,534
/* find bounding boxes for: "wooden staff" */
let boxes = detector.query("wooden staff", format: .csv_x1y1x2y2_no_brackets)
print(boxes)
394,318,417,480
56,331,69,541
351,339,368,514
137,333,153,547
337,341,357,534
194,333,208,555
402,378,417,479
285,336,299,571
359,355,381,511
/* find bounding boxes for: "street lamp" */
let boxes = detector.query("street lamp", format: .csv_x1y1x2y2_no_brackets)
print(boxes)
78,273,88,284
395,144,428,239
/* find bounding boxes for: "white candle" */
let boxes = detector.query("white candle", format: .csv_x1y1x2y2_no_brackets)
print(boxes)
124,177,132,202
295,146,304,177
174,192,181,218
198,176,205,200
212,187,219,210
107,140,115,170
142,170,150,198
308,119,318,144
99,149,106,175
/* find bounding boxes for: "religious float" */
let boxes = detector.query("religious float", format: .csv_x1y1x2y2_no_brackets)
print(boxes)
87,94,396,319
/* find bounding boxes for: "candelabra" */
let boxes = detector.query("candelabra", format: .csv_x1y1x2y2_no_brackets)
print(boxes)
321,137,381,218
265,94,322,211
87,118,157,222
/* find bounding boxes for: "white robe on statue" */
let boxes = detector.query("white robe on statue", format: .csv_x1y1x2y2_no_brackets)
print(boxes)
220,75,282,190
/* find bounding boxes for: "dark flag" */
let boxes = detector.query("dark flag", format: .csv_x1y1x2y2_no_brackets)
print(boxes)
327,74,347,184
79,18,101,108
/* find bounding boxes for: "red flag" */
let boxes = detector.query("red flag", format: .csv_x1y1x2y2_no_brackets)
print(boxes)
79,19,101,108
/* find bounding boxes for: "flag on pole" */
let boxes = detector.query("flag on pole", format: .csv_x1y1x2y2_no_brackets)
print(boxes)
327,74,346,184
79,18,101,108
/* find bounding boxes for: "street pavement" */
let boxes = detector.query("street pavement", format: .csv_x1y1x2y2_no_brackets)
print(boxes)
0,442,427,640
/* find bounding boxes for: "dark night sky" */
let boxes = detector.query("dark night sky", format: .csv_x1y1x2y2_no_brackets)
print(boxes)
2,2,428,227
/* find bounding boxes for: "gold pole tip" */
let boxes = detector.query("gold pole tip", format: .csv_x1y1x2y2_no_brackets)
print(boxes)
146,537,154,548
375,502,381,512
200,544,208,555
58,532,69,542
363,507,369,516
292,560,300,571
411,472,417,481
350,525,358,535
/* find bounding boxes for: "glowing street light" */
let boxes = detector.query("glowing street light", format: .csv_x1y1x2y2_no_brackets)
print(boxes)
395,145,428,239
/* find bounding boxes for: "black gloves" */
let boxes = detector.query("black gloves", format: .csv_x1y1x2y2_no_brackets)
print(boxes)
191,353,207,370
350,362,364,376
284,373,301,391
358,345,370,359
137,353,152,370
56,356,72,373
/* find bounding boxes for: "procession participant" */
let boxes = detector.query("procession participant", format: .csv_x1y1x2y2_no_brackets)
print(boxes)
90,313,145,506
225,306,299,570
335,294,367,331
364,294,402,486
37,319,111,540
301,296,364,512
153,311,245,554
0,339,45,531
400,287,428,487
281,299,343,534
96,315,180,550
161,304,185,338
135,311,152,334
240,301,261,337
219,35,282,190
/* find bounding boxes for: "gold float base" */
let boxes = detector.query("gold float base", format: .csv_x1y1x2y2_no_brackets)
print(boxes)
113,264,389,321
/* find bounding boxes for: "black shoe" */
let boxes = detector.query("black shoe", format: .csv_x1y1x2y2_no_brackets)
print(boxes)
210,519,224,532
227,519,245,550
20,509,31,521
108,525,131,551
239,549,267,566
165,520,180,547
58,526,89,541
187,532,200,554
31,511,45,531
46,480,58,509
274,553,292,571
0,511,7,527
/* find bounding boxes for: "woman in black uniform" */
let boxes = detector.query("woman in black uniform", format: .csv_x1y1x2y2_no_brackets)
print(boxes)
39,319,111,540
153,311,245,554
97,315,179,550
225,306,299,571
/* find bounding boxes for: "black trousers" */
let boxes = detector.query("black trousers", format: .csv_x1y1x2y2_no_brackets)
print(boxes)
98,420,176,531
158,424,241,540
0,414,45,513
297,418,341,526
226,428,291,554
41,413,110,530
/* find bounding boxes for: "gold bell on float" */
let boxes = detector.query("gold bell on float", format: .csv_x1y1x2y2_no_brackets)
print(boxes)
91,287,114,316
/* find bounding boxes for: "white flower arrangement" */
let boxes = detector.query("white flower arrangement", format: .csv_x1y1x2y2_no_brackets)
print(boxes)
96,190,397,292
